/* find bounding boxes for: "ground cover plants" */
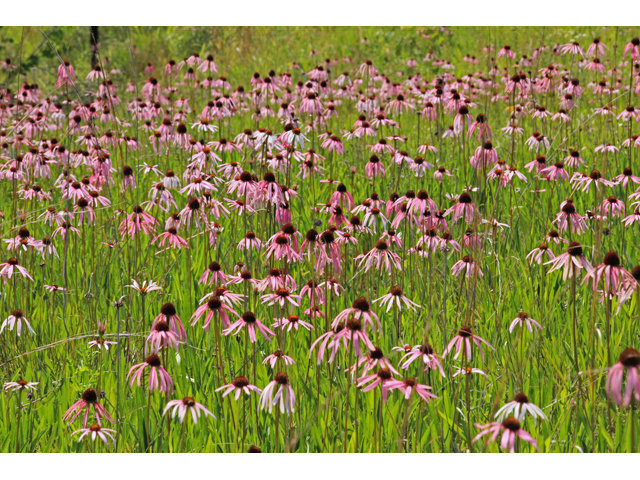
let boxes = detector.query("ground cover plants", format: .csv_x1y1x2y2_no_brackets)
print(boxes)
1,26,640,453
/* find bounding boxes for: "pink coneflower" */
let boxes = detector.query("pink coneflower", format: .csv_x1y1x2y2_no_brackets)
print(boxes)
368,137,395,154
564,149,586,168
118,205,157,239
300,92,323,115
524,154,548,175
560,41,585,57
4,379,39,392
238,231,262,251
199,261,227,286
433,166,452,183
444,326,494,362
525,132,549,151
330,183,355,210
1,309,34,336
473,417,539,453
606,348,640,406
216,376,262,400
263,350,296,369
617,105,640,123
259,372,296,414
472,141,498,168
552,201,587,235
261,288,301,308
365,154,385,179
272,314,314,332
498,45,516,59
227,171,256,197
257,268,296,293
198,54,218,73
264,235,301,263
614,167,640,188
600,196,625,218
127,354,173,393
309,323,347,364
468,113,492,140
587,37,608,57
623,207,640,226
545,241,593,281
52,221,81,241
63,388,114,427
201,286,245,307
356,367,395,403
153,302,187,341
191,296,237,331
387,377,438,402
509,312,542,334
623,37,640,60
350,346,399,375
545,230,568,245
399,343,445,377
582,251,636,293
73,424,117,445
224,311,274,343
357,239,402,276
333,296,380,331
526,243,555,265
146,320,179,353
299,280,326,306
541,161,569,182
151,227,189,249
451,255,483,278
358,59,378,76
417,228,441,252
501,124,524,136
332,316,375,358
126,278,162,296
585,58,605,73
452,366,487,377
373,285,420,312
180,198,207,230
444,192,481,225
163,397,215,424
88,337,117,351
495,393,547,422
0,258,34,283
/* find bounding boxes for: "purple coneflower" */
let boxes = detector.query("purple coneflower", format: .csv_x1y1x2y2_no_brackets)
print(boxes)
216,376,262,400
153,302,187,341
545,241,593,281
509,312,543,333
73,424,117,445
473,417,539,452
373,285,421,312
127,354,173,393
495,392,547,422
259,372,296,413
399,343,445,377
63,388,114,427
444,326,494,362
263,350,296,369
606,348,640,406
356,367,395,403
223,311,275,343
163,397,215,424
387,377,438,402
1,309,34,336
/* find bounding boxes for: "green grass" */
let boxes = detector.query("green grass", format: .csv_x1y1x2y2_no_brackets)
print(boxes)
1,26,639,453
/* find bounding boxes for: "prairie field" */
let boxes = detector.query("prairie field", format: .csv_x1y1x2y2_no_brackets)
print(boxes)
1,26,640,453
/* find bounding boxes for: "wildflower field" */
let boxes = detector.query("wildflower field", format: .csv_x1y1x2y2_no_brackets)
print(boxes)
2,26,640,453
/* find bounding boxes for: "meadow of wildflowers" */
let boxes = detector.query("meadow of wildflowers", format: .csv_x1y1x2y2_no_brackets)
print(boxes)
1,25,640,454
